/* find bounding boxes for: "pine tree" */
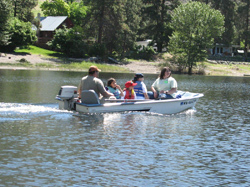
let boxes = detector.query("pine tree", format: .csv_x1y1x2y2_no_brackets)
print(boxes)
12,0,38,22
0,0,12,46
140,0,180,52
83,0,143,56
236,0,250,60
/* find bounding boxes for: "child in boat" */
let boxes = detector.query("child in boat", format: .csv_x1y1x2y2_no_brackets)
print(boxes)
106,78,124,99
133,73,149,100
122,81,137,99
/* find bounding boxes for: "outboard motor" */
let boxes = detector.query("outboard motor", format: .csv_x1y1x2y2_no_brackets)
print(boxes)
56,85,78,110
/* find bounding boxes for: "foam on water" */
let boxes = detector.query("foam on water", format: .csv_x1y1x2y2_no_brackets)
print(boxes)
0,102,73,121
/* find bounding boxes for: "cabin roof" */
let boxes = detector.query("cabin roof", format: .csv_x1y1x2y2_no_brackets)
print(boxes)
40,16,68,31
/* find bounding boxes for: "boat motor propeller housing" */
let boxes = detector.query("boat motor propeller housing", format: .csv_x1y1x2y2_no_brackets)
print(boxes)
56,85,78,110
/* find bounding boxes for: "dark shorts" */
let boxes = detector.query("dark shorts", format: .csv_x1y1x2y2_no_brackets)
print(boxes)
147,91,174,99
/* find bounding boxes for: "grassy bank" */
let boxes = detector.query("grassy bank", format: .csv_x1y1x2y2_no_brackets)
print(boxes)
1,46,250,76
157,53,250,76
3,46,130,73
203,62,250,76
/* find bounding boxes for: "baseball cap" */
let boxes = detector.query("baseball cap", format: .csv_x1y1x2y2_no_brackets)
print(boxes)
135,73,144,78
89,66,101,72
125,81,137,88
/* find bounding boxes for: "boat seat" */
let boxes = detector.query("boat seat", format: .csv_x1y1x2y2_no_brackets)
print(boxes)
81,90,100,104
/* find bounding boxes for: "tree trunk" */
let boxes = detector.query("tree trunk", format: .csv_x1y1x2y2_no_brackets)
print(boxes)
244,0,250,62
98,1,105,44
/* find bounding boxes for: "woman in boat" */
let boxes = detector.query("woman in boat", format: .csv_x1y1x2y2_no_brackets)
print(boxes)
133,73,149,100
151,67,177,99
106,78,124,99
122,81,137,99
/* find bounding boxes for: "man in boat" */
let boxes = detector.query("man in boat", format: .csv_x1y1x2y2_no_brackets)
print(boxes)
78,66,114,103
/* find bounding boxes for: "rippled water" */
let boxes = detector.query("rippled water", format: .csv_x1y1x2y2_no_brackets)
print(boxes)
0,70,250,186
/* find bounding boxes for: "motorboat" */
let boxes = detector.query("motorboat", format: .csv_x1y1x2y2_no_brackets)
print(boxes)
55,85,204,114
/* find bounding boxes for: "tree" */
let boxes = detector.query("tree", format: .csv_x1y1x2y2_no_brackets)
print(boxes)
116,0,143,56
1,18,37,52
69,1,88,26
194,0,236,45
0,0,12,47
48,26,87,57
41,0,70,16
82,0,143,56
236,0,250,61
168,1,225,74
139,0,180,52
12,0,38,22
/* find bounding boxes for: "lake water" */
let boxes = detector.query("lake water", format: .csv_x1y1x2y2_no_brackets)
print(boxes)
0,69,250,186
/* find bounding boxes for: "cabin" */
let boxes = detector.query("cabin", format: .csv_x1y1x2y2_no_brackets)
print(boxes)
34,15,74,48
209,43,241,56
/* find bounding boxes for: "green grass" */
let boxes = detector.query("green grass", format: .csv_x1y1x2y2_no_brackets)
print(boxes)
59,62,130,72
0,62,32,67
203,61,250,76
15,45,64,58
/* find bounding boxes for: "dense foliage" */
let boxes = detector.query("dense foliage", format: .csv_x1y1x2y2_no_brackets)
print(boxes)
41,0,70,17
1,0,250,69
0,0,12,46
12,0,38,22
0,18,37,52
48,26,87,57
169,1,224,74
139,0,180,52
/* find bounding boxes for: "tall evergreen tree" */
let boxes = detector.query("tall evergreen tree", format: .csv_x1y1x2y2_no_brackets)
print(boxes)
140,0,180,52
12,0,38,22
118,0,143,56
82,0,142,56
0,0,12,47
236,0,250,60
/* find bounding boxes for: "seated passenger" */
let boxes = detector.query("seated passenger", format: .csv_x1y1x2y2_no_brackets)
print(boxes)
150,67,177,99
121,81,137,100
106,78,124,99
133,73,149,100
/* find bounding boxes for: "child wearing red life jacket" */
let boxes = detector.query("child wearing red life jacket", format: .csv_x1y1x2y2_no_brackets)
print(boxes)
122,81,137,99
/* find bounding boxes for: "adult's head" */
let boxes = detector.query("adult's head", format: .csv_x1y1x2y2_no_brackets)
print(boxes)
88,66,101,77
159,67,171,79
133,73,144,82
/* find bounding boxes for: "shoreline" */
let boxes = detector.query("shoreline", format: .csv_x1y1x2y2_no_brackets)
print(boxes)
1,53,250,76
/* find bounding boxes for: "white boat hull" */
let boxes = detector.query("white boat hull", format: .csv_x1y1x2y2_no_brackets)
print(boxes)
75,95,202,114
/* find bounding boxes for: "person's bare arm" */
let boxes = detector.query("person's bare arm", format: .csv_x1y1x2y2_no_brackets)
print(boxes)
165,88,177,95
151,86,158,98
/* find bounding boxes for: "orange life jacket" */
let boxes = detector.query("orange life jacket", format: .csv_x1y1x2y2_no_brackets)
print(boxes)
124,89,135,99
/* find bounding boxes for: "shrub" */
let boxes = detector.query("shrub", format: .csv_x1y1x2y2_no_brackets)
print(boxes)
88,43,107,57
130,45,156,60
19,58,30,64
0,18,37,52
48,26,87,58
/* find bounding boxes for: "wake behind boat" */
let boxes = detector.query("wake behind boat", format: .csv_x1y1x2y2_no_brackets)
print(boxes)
55,85,204,114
